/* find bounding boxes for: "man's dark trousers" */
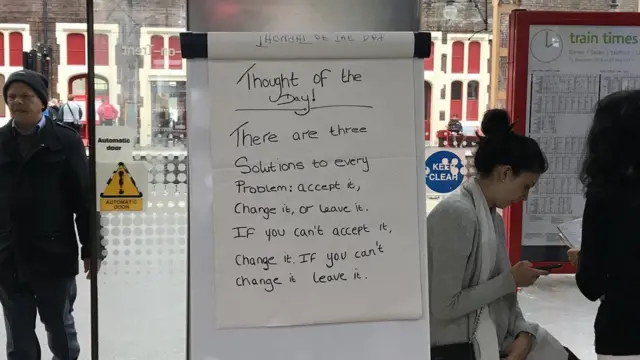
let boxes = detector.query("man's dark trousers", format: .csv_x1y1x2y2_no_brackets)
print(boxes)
0,277,79,360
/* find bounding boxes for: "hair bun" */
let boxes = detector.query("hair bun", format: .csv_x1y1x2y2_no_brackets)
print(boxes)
481,109,513,137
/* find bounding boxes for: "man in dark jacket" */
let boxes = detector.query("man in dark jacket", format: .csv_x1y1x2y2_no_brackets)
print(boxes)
0,69,95,360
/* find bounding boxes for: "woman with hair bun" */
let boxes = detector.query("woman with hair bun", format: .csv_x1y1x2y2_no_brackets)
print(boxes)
429,109,577,360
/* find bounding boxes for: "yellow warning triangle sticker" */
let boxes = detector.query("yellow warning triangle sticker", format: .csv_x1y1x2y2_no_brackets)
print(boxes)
100,162,143,212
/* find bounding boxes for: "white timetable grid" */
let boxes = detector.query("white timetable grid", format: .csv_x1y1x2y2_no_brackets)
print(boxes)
524,72,601,245
600,75,640,97
523,66,640,245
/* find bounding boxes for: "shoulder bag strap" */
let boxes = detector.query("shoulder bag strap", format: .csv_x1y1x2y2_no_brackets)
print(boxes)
66,103,78,124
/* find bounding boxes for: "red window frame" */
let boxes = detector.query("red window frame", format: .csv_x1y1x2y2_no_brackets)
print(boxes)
67,33,86,66
9,32,23,67
151,35,165,69
168,36,182,70
468,41,481,74
466,81,479,121
94,34,109,66
0,33,5,67
451,41,465,74
450,80,463,119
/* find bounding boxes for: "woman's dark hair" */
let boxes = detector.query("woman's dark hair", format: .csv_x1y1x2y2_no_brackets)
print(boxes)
474,109,548,177
580,90,640,198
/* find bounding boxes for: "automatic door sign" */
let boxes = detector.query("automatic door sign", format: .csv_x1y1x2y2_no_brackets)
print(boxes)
425,150,464,193
100,162,144,211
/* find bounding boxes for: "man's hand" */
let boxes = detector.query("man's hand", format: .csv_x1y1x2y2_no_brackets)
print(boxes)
506,332,533,360
567,248,580,268
83,258,102,279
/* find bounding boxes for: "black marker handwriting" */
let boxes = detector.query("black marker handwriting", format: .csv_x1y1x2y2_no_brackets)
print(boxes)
235,104,373,117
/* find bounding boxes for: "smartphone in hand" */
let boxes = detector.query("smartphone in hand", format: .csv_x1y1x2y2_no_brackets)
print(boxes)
535,264,563,271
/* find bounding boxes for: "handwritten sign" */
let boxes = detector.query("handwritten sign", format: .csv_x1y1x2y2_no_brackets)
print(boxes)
205,32,415,60
255,33,387,48
209,58,423,328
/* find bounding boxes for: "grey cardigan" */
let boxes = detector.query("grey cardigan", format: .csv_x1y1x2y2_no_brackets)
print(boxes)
428,186,539,352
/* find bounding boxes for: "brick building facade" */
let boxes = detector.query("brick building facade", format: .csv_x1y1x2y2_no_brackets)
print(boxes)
0,0,186,102
420,0,638,122
0,0,187,144
0,0,637,99
0,0,638,145
421,0,638,33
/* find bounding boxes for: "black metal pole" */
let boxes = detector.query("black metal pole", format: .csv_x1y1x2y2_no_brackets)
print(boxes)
22,51,28,69
484,0,488,31
184,3,191,359
42,0,50,88
42,0,48,48
85,0,99,358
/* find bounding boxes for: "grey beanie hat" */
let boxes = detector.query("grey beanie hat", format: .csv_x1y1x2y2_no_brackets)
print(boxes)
3,69,49,109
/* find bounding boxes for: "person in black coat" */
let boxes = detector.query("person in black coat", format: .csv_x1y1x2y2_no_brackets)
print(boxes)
577,89,640,359
0,69,98,360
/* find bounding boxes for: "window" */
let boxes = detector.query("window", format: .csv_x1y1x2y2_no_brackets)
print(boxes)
151,81,187,145
468,41,481,74
168,36,182,70
487,38,493,74
151,35,165,69
9,32,23,67
424,42,434,71
451,81,462,99
440,54,447,72
95,77,109,98
0,74,5,117
450,81,463,120
468,81,478,100
440,84,446,100
439,111,446,121
424,81,431,141
70,76,86,95
0,33,4,66
94,34,109,66
451,41,465,73
69,74,109,97
67,33,86,65
467,81,479,121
